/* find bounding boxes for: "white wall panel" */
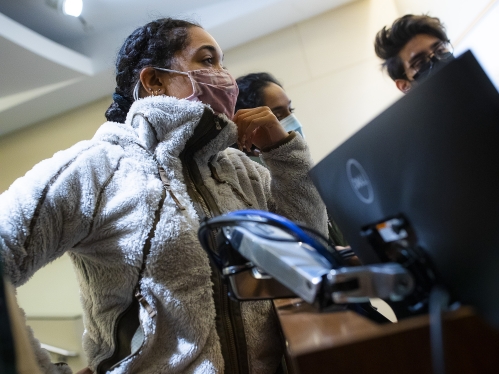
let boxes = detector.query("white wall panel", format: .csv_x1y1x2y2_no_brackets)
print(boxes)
454,1,499,90
225,26,312,87
225,0,402,162
394,0,493,41
286,58,400,162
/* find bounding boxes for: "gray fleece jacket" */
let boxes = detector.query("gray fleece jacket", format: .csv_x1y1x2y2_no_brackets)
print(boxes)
0,96,327,374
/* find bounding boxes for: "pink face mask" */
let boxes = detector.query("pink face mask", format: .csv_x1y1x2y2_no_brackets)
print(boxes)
134,67,239,119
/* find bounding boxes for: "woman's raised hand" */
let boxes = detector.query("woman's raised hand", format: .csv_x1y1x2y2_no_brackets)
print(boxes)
233,107,288,152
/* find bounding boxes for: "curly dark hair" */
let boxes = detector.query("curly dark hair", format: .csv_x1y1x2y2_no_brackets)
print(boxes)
374,15,449,81
105,18,200,123
235,72,283,112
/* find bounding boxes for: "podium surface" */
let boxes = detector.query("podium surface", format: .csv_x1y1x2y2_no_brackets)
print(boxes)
274,299,499,374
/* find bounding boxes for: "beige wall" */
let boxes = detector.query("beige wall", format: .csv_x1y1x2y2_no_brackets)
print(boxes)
225,0,402,162
0,97,110,193
224,0,497,162
27,317,87,369
0,0,495,370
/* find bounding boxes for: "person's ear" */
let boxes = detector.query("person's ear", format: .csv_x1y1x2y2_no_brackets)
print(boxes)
139,67,167,98
395,79,412,94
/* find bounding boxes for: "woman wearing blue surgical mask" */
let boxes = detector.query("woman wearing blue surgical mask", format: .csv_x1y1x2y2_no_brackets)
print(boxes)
236,73,348,247
236,73,304,144
0,18,327,374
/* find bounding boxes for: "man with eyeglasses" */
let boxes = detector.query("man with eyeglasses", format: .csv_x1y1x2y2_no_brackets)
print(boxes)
374,14,454,93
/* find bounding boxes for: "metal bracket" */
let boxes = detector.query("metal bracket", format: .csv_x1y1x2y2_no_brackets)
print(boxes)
326,263,414,303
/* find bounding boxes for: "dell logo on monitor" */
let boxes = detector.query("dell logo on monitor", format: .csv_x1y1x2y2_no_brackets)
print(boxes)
346,159,374,204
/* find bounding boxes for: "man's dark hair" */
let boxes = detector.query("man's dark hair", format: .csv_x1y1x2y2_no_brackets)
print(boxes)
235,72,283,112
374,14,449,81
105,18,200,123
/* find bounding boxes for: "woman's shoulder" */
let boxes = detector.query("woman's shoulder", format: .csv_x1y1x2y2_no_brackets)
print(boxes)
16,124,134,191
17,139,124,188
52,134,126,167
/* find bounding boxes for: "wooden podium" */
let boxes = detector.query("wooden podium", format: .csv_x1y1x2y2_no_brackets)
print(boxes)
274,299,499,374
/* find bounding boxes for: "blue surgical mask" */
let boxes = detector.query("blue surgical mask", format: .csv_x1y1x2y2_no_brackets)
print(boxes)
280,114,305,138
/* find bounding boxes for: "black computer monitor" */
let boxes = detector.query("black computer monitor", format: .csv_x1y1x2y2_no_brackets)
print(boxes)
310,51,499,327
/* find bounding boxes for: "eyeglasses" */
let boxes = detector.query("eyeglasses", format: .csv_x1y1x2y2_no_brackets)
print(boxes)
406,41,454,81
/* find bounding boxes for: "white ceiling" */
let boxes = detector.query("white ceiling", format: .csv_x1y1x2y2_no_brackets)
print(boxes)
0,0,354,136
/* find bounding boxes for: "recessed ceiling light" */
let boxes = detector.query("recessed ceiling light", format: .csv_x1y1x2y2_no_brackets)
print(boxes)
61,0,83,17
46,0,83,18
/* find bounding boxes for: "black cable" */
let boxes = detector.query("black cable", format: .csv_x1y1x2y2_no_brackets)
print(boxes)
199,215,345,267
295,222,334,245
200,214,361,272
429,285,450,374
295,223,352,265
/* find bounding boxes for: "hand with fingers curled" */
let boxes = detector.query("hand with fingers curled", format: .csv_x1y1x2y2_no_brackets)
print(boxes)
233,106,289,152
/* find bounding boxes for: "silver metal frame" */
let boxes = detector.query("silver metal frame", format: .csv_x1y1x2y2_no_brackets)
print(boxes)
222,224,414,305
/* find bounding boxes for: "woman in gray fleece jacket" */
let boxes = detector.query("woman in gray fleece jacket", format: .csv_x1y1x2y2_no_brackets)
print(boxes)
0,18,327,374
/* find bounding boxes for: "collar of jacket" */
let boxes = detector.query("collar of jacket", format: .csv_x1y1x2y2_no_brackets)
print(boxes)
124,95,237,159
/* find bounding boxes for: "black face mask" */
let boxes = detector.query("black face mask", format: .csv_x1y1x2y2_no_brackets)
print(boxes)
413,52,455,83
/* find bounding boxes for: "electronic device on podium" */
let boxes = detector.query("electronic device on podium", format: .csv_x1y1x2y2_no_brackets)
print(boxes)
309,50,499,327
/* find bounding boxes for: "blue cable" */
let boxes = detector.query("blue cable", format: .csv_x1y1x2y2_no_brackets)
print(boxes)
227,210,337,267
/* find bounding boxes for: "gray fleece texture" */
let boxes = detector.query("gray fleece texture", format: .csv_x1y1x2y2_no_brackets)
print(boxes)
0,95,327,374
